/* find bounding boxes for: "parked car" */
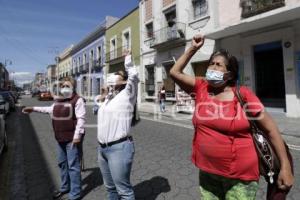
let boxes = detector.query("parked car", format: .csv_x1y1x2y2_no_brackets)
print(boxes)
38,92,53,101
0,115,7,155
0,92,16,111
32,90,41,97
10,91,20,100
24,90,31,95
7,91,18,103
0,94,10,116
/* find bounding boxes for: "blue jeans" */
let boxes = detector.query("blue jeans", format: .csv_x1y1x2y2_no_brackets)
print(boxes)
57,140,82,200
160,99,165,112
98,139,135,200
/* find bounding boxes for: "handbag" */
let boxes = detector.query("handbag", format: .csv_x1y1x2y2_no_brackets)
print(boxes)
235,85,293,185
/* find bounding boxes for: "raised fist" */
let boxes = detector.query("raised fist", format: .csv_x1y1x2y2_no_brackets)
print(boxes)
192,34,205,50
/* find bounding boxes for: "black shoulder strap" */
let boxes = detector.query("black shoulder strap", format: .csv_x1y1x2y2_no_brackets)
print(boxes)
234,85,258,131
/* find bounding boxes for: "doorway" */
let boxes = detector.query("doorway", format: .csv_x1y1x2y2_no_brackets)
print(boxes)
253,41,286,108
163,64,175,98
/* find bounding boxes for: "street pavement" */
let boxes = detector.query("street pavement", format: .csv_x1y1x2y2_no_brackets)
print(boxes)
0,96,299,200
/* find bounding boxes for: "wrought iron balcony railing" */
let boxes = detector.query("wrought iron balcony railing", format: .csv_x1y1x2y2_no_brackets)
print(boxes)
149,22,186,48
79,65,84,73
241,0,285,18
106,46,129,63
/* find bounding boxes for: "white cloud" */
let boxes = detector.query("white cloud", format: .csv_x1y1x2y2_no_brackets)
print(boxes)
10,71,35,86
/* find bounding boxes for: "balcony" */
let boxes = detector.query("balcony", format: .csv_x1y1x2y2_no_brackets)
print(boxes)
241,0,285,18
149,22,186,50
92,59,103,72
106,46,129,64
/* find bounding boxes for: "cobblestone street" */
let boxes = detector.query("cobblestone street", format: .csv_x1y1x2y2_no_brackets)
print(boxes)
0,96,299,200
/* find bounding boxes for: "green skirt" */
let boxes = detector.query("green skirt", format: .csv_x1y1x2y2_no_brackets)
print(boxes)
199,170,259,200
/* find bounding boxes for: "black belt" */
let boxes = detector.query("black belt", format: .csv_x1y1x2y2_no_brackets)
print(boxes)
99,136,133,148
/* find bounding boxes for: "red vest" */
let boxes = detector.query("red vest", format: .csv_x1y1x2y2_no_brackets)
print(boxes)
52,94,80,142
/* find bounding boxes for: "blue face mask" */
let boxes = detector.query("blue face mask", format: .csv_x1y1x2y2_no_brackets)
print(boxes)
205,69,226,86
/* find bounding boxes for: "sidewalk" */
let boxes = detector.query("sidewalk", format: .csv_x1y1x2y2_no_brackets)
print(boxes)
138,102,300,137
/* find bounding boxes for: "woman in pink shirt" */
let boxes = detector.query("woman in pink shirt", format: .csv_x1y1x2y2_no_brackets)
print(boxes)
170,34,294,199
22,77,86,200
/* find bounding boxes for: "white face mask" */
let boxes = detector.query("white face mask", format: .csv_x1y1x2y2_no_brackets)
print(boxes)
106,74,119,86
60,87,73,98
205,69,226,86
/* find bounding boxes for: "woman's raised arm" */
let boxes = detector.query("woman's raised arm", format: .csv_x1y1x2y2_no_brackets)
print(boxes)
170,34,205,94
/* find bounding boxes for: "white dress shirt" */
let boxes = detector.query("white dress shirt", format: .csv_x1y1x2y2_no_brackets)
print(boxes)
33,97,86,140
97,55,139,144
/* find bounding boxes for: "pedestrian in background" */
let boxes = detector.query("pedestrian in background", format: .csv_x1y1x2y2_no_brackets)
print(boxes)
158,85,166,112
170,34,294,199
22,77,86,200
96,50,138,200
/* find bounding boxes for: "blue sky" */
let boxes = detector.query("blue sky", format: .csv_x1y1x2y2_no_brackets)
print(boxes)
0,0,139,85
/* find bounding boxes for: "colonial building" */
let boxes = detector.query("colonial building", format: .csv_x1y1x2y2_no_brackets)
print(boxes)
71,16,118,100
206,0,300,117
105,7,141,101
139,0,215,102
57,45,73,79
46,64,56,91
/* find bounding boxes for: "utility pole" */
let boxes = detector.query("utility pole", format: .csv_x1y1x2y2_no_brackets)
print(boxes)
88,52,92,102
55,56,60,97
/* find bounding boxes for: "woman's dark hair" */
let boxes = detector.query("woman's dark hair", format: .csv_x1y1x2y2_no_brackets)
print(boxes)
208,49,239,86
114,70,128,81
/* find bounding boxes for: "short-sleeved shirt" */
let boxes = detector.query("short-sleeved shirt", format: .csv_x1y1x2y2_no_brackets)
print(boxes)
192,79,264,181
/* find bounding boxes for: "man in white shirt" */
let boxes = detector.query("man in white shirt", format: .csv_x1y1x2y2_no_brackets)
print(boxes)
96,51,138,200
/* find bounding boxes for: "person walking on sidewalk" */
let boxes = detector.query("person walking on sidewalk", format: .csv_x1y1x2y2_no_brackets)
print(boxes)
170,34,294,199
96,50,138,200
22,77,86,200
158,85,166,112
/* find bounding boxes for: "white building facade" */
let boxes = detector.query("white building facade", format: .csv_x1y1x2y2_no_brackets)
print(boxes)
58,45,73,79
139,0,216,102
206,0,300,118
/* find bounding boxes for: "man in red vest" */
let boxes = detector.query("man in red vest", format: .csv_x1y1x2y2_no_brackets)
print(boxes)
23,77,86,200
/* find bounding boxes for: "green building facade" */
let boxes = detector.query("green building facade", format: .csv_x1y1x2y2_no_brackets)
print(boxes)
105,7,140,74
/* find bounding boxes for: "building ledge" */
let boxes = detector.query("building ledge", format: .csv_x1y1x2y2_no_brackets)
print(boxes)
205,4,300,39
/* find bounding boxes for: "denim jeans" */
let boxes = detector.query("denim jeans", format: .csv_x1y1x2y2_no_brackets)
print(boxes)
57,140,82,200
98,139,135,200
160,99,165,112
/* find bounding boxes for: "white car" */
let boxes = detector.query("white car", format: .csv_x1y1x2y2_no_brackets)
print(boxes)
24,90,31,95
0,115,7,155
0,94,10,116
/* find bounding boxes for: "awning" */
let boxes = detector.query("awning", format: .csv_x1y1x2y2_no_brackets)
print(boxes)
205,5,300,40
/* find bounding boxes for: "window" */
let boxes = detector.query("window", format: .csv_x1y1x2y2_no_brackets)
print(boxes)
90,50,94,63
124,32,130,49
145,65,155,96
110,38,116,59
122,28,131,51
145,23,153,39
83,54,87,64
97,46,102,64
165,10,176,26
193,0,208,19
165,10,177,39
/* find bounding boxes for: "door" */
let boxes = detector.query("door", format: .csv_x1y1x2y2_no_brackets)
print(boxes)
163,64,175,98
192,61,209,78
254,41,286,108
